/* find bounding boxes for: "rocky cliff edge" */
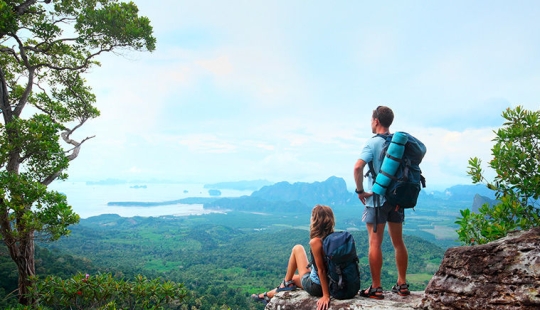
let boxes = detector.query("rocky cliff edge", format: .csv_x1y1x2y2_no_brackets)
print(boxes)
266,227,540,310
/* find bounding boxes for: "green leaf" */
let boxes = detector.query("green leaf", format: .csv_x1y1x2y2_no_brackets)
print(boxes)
458,106,540,245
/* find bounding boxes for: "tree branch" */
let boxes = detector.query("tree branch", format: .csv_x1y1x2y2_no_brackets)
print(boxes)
0,199,17,249
0,67,13,123
40,171,61,186
33,45,115,71
40,131,95,186
0,46,17,58
31,37,80,54
61,129,95,161
11,34,34,118
14,0,39,15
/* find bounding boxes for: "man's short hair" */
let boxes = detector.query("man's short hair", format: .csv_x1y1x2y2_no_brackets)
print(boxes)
372,106,394,127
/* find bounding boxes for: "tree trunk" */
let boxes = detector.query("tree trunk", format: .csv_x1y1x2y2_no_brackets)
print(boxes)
1,66,35,305
2,229,36,305
15,234,35,305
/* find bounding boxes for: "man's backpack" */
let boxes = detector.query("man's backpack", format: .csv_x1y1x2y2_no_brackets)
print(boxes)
368,132,427,209
322,231,360,299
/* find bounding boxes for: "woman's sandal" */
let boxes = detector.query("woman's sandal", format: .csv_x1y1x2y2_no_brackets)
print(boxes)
359,286,384,299
391,283,411,296
251,292,271,304
252,279,296,304
275,279,297,292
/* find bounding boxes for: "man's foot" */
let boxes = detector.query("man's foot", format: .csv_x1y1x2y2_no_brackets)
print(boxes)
359,286,384,299
391,283,410,296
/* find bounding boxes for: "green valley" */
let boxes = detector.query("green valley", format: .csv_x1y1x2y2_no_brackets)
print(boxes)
30,212,443,309
1,179,494,309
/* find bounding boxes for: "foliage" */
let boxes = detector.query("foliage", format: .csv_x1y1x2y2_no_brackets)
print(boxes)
456,106,540,245
0,0,155,304
1,245,188,309
1,244,100,308
16,272,188,310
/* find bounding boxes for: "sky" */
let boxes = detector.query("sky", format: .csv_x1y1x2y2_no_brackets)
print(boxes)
64,0,540,191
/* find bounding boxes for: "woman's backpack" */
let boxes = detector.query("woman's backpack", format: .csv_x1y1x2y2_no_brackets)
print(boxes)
322,231,360,299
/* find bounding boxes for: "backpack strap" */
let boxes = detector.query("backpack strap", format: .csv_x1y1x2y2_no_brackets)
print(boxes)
401,158,410,182
364,133,390,234
308,248,320,272
365,133,392,180
373,194,380,233
366,160,376,179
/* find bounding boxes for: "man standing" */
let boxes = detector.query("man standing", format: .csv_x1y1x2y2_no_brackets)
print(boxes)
353,106,410,299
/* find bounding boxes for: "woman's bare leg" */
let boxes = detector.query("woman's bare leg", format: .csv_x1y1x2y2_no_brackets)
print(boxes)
259,244,310,299
285,244,310,286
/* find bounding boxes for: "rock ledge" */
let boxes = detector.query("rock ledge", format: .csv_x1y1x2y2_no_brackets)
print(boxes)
265,289,423,310
267,227,540,310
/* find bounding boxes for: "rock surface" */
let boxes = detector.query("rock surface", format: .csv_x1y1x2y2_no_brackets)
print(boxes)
265,289,423,310
420,227,540,309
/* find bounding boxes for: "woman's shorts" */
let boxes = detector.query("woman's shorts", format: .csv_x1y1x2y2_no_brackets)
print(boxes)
301,272,323,297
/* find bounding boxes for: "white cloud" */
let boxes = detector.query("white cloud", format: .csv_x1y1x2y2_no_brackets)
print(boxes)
127,167,142,174
418,127,496,188
196,56,233,76
61,1,540,192
177,134,237,154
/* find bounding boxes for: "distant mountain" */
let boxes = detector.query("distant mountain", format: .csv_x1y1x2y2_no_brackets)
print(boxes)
251,176,355,207
104,176,499,213
208,189,222,196
204,177,501,213
203,179,273,191
426,184,496,201
471,194,498,212
204,176,356,212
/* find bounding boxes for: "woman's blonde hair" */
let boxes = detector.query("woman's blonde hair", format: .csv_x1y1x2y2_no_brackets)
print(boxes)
310,205,335,239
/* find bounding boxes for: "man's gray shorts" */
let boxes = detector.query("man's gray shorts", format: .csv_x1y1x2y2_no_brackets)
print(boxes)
362,201,404,224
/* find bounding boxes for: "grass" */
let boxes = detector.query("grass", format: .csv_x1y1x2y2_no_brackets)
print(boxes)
407,273,435,285
217,267,246,275
421,225,458,240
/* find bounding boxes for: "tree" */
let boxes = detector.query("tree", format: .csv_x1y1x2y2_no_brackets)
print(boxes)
0,0,155,304
456,106,540,245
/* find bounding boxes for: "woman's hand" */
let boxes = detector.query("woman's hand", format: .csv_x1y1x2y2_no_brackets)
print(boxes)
317,295,330,310
310,237,331,310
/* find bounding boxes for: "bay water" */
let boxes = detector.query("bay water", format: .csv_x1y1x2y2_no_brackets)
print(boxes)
48,181,252,219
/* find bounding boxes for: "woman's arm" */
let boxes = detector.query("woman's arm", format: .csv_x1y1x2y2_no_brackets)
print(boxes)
310,237,330,310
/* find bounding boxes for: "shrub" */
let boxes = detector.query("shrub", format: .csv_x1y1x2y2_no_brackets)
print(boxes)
456,106,540,245
17,272,188,309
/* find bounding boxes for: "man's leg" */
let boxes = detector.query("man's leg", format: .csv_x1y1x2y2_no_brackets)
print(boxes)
388,221,408,286
366,222,386,289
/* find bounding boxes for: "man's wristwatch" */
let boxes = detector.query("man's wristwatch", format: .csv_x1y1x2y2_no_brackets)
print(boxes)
355,188,364,194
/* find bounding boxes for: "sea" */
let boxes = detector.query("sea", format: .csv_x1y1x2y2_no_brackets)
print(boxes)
48,181,253,219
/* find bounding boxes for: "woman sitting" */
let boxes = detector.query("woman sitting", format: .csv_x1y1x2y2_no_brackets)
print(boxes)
251,204,334,310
